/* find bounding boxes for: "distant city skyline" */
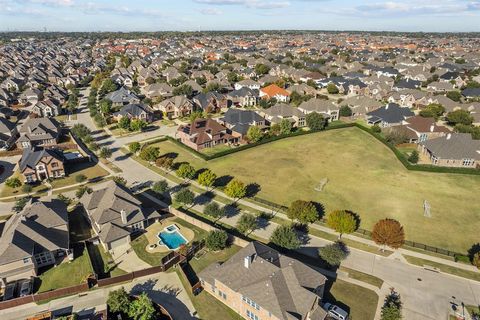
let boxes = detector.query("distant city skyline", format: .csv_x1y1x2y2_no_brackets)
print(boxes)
0,0,479,32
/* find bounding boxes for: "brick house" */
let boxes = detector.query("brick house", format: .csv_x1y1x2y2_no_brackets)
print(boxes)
259,84,290,103
199,241,328,320
177,118,238,151
17,117,61,149
18,148,65,183
420,133,480,168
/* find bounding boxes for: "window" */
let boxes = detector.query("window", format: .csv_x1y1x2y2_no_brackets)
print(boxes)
211,284,216,293
462,159,474,166
246,310,259,320
242,296,260,310
23,257,30,264
51,162,58,168
217,290,227,300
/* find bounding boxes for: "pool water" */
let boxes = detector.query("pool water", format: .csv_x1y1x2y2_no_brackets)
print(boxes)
159,230,187,250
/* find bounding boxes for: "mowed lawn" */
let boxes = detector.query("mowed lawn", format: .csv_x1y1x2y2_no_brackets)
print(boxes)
149,128,480,253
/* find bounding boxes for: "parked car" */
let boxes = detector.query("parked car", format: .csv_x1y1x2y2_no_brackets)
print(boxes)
324,303,349,320
18,279,32,297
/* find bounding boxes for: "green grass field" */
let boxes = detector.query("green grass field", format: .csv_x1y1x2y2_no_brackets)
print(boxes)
147,127,480,253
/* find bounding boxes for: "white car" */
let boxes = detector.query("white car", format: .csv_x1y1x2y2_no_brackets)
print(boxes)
323,303,349,320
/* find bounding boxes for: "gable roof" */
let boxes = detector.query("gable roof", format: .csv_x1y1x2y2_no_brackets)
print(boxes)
0,199,69,266
19,148,64,172
199,241,327,320
261,84,290,98
421,133,480,160
367,103,414,124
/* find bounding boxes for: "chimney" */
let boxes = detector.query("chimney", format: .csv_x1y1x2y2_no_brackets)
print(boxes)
446,133,451,140
120,209,127,224
244,255,251,268
430,125,434,132
385,104,389,110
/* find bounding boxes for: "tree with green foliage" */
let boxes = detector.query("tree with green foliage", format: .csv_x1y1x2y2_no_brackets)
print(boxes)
287,200,320,224
155,156,174,170
99,78,117,96
113,176,127,186
174,188,195,207
381,289,402,320
384,129,408,145
5,177,21,189
172,84,193,97
107,287,131,314
446,110,474,126
197,169,217,189
408,150,419,164
205,230,229,251
227,72,239,83
372,124,382,133
130,119,147,132
204,202,226,219
279,119,293,135
204,82,221,93
152,180,169,194
270,123,281,136
99,147,112,159
325,210,357,239
247,125,263,143
139,146,160,162
75,174,87,183
446,91,462,102
176,163,196,180
225,179,247,200
255,64,270,75
306,112,326,131
76,186,92,199
22,184,32,194
327,83,339,94
189,111,204,123
455,124,480,140
339,105,352,117
128,293,157,320
418,103,445,120
236,213,257,234
372,219,405,250
129,142,141,154
270,224,301,249
318,241,349,267
71,124,91,140
99,99,112,115
119,116,131,130
13,197,30,213
57,194,72,206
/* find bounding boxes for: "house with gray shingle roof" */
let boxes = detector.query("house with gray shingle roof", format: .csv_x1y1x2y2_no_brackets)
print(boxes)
79,181,162,252
17,117,61,149
420,133,480,168
0,199,69,286
199,241,328,320
261,103,306,127
19,147,65,183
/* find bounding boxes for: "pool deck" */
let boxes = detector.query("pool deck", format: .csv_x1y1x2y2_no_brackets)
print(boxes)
144,218,195,253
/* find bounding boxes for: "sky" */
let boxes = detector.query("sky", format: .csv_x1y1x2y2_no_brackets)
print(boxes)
0,0,479,32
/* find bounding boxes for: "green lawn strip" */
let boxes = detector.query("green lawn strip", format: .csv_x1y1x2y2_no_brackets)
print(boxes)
403,255,480,281
36,246,93,293
325,278,379,320
99,158,123,173
174,269,244,320
200,144,234,156
0,172,49,198
339,266,384,289
50,163,109,189
94,244,128,277
189,245,242,274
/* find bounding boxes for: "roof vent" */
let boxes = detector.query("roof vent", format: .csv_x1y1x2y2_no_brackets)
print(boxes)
244,255,253,268
120,209,127,224
446,133,452,140
430,125,435,132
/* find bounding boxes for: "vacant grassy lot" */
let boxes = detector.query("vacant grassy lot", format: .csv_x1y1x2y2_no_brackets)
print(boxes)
147,128,480,252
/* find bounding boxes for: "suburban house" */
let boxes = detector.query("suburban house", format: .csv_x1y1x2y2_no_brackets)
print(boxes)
227,88,259,107
155,95,195,119
0,117,18,150
18,148,65,183
389,116,451,143
177,118,238,151
366,103,414,127
144,83,173,99
79,181,162,252
32,99,62,117
462,88,480,99
17,117,61,149
260,84,291,102
234,79,261,91
0,199,69,286
261,103,306,128
341,96,383,118
199,241,328,320
298,98,340,121
420,133,480,168
105,87,140,107
218,109,266,140
113,103,154,123
193,92,229,113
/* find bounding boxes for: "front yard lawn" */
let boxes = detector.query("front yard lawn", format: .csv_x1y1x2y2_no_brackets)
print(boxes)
189,245,241,274
50,162,109,189
142,128,480,253
36,244,93,293
325,278,379,320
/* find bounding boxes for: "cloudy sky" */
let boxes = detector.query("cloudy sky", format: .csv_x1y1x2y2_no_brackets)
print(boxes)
0,0,479,32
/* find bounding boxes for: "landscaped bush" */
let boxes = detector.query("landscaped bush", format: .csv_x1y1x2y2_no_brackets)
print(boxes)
75,174,87,183
205,230,229,251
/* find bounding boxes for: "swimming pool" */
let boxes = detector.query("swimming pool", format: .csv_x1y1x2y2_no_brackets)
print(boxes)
158,225,188,250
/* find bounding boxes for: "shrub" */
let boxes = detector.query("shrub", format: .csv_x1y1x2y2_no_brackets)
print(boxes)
21,184,33,194
107,287,131,314
236,213,257,234
75,174,87,183
205,230,229,251
113,176,127,186
372,124,382,133
99,147,112,159
339,105,352,117
174,188,195,207
5,177,21,188
139,146,160,162
473,252,480,269
129,142,141,154
155,156,174,170
270,225,301,250
176,163,196,180
204,202,225,219
152,180,169,194
407,150,419,164
306,112,326,131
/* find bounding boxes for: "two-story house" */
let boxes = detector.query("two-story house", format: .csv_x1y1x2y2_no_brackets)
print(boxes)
17,117,61,149
18,148,65,183
177,118,238,151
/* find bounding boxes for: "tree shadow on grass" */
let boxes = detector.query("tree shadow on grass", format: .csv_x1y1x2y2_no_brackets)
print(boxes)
193,191,214,206
214,175,233,188
224,203,240,218
245,183,261,198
